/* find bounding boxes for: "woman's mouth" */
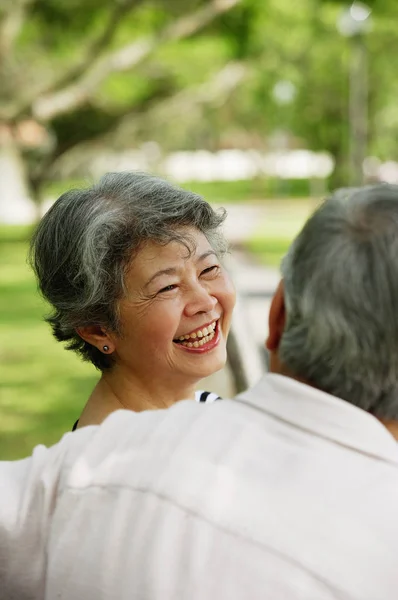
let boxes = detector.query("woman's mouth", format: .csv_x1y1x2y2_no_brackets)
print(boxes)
173,320,219,351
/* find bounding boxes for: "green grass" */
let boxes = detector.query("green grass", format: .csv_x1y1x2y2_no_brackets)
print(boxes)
42,177,325,205
245,237,292,267
0,228,98,460
241,199,316,266
180,178,325,204
180,178,314,203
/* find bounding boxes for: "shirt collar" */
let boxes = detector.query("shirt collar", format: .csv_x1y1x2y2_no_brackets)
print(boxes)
236,374,398,465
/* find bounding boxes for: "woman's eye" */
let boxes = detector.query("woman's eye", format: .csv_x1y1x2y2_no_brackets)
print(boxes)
158,284,177,294
201,265,220,276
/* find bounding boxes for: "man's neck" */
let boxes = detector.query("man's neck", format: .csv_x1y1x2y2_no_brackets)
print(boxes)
269,360,398,441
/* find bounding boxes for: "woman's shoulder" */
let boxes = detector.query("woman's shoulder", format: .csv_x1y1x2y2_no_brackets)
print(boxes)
195,390,222,403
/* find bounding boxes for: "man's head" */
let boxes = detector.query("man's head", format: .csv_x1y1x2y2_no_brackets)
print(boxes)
266,183,398,420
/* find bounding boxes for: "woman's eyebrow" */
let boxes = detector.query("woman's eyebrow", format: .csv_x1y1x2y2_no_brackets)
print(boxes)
144,267,178,289
196,250,217,262
144,251,217,289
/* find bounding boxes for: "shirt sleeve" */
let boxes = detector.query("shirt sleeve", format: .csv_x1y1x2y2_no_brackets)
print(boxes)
0,429,96,600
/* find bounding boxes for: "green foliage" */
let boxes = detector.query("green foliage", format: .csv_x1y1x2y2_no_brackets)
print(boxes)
18,1,110,58
215,0,264,59
158,36,231,88
4,0,398,201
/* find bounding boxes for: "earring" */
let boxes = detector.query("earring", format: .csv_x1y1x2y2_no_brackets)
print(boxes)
103,345,109,352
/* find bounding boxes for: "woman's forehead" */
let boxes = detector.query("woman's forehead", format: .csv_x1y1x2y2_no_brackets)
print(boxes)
128,229,214,277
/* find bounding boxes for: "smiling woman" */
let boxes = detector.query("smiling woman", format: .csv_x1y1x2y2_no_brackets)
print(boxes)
29,172,236,428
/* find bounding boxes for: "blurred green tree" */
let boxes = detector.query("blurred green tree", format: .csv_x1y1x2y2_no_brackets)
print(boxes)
0,0,244,216
212,0,398,188
1,0,398,215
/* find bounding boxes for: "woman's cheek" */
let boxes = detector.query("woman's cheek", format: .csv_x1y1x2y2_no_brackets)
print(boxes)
221,272,236,306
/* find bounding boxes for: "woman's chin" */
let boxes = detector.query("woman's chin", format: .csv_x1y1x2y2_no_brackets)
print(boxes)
194,347,227,379
172,333,228,381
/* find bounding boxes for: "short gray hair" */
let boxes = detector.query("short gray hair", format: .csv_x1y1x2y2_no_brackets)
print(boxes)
29,171,227,370
279,183,398,419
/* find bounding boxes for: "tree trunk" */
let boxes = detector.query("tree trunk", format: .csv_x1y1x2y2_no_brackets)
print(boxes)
0,140,37,224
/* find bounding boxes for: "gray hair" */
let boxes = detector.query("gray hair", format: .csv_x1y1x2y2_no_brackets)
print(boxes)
279,183,398,420
29,171,227,370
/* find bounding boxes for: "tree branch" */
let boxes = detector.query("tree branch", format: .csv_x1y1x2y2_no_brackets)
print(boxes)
0,0,35,63
32,0,242,121
3,0,144,119
45,61,248,179
36,0,145,96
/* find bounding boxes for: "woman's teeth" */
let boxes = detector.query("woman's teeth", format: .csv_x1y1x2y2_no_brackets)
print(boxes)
180,330,215,348
176,321,217,347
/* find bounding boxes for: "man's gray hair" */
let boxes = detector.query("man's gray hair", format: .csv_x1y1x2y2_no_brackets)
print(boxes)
279,183,398,420
29,171,227,370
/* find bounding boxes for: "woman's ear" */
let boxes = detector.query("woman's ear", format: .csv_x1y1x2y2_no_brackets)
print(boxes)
265,280,286,352
76,325,115,354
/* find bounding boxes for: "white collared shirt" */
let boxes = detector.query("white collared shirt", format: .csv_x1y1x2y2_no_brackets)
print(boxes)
2,374,398,599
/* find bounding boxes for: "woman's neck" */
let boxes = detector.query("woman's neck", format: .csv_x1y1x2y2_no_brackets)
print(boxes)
77,367,197,427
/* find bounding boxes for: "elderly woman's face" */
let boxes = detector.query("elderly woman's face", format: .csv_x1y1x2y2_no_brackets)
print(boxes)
112,227,236,385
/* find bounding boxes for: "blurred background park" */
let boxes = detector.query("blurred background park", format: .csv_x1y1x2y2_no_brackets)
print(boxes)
1,0,397,459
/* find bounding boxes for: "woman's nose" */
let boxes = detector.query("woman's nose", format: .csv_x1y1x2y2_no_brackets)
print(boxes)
184,285,217,317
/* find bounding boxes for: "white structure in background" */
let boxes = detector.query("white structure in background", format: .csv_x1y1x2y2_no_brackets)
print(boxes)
0,144,37,224
377,161,398,184
163,149,334,182
261,150,334,180
163,150,259,182
90,143,163,179
272,80,297,106
0,120,53,224
337,1,372,37
12,143,398,225
362,156,398,185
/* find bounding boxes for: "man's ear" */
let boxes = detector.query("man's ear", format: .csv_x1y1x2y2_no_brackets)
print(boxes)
76,325,115,354
265,280,286,352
